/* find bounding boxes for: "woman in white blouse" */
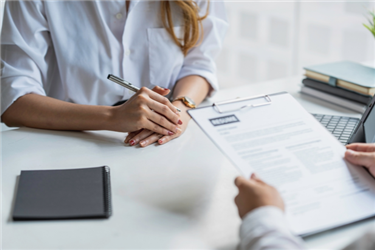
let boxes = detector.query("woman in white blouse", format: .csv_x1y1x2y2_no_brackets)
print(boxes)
1,0,227,147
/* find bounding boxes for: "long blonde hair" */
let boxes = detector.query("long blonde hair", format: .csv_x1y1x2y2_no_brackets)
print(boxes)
160,0,210,56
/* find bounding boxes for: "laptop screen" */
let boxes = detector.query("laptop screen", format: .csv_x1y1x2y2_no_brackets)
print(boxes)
349,96,375,144
350,98,375,178
364,102,375,143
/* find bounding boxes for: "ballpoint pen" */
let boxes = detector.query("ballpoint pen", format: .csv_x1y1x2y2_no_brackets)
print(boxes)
107,74,181,112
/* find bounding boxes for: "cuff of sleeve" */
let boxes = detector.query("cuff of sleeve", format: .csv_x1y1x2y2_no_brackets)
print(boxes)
177,67,219,97
239,206,305,250
1,76,46,116
240,206,290,240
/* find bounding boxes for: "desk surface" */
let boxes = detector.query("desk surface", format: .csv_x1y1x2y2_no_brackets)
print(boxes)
2,76,373,250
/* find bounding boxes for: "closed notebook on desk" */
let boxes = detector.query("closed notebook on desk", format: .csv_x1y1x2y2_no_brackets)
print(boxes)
302,78,372,105
304,61,375,95
13,166,112,221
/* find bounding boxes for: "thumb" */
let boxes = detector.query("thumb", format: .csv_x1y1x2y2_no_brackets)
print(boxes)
235,176,246,187
250,173,265,184
345,149,375,169
152,86,170,96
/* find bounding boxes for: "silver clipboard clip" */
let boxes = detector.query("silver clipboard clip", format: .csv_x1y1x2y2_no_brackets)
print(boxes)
212,94,272,114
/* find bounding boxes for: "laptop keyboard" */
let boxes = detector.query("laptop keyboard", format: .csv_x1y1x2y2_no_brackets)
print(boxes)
312,114,360,144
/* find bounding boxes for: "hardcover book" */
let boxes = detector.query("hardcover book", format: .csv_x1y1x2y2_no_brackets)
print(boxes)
302,78,372,105
304,61,375,95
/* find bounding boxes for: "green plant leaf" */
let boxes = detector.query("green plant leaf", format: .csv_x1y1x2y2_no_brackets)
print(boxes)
363,10,375,38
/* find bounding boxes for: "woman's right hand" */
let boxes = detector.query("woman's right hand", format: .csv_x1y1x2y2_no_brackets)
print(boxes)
109,86,181,136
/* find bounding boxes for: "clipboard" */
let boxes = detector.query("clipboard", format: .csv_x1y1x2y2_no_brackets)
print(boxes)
198,92,287,114
212,93,273,114
188,92,375,236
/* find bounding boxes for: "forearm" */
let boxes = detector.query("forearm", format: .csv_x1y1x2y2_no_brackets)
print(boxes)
172,75,210,109
2,94,114,131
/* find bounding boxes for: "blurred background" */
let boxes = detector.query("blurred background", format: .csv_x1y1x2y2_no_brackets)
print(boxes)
1,1,374,90
217,1,375,89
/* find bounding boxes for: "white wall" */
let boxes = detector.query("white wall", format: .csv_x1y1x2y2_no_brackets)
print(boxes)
216,1,375,89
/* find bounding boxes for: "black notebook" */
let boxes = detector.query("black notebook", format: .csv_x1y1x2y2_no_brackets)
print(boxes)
302,78,372,105
13,166,112,221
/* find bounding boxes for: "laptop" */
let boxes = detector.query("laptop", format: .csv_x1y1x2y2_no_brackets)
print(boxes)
312,95,375,145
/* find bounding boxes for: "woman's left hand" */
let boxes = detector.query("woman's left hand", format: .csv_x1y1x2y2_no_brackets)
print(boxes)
124,101,190,147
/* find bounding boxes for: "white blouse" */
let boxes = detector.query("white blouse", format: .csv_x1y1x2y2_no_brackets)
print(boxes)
1,0,228,115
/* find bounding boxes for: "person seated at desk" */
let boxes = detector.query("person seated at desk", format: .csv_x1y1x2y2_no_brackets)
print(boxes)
1,0,227,147
234,143,375,250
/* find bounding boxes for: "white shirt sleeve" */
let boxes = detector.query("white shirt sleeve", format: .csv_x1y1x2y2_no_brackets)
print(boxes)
343,229,375,250
1,1,51,116
1,1,228,114
177,0,228,97
239,206,305,250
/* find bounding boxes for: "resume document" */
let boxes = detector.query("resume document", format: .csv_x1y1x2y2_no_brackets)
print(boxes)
189,92,375,235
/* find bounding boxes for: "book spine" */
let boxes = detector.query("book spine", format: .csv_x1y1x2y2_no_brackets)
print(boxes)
302,79,372,105
300,86,366,113
305,70,373,96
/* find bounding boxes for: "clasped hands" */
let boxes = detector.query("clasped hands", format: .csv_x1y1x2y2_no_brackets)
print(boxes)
110,86,189,147
234,143,375,219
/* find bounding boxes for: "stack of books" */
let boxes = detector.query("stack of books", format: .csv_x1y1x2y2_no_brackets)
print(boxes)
301,61,375,113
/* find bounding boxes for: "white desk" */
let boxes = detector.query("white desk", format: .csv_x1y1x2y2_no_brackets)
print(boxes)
2,76,373,250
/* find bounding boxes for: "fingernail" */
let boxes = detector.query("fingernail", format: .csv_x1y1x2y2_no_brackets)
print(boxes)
129,140,135,146
178,119,183,125
164,88,169,90
168,131,174,136
158,139,163,144
140,141,146,146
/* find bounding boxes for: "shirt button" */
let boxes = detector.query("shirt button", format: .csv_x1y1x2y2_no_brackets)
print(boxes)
115,13,123,19
125,49,131,56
